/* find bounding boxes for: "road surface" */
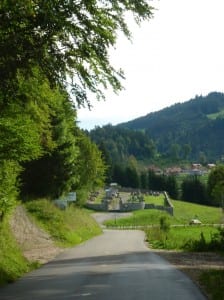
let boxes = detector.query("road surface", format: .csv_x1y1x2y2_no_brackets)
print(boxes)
0,229,206,300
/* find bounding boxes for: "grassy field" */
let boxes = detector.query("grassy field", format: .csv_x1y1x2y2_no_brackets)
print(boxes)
105,197,223,227
144,194,164,205
172,199,222,224
104,195,223,253
145,225,219,250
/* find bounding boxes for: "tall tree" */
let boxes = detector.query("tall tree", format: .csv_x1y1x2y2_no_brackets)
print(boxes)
165,176,179,199
207,165,224,207
73,129,106,204
181,176,207,205
0,0,154,106
20,89,79,199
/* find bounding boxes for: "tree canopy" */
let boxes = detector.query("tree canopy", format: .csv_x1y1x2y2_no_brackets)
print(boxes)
207,165,224,207
0,0,154,107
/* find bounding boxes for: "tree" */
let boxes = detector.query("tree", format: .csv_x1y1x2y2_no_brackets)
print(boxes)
125,166,139,188
0,0,154,107
20,90,80,199
98,141,112,183
140,172,148,189
170,143,180,160
182,144,191,160
112,164,127,187
0,161,21,221
148,170,167,191
165,176,179,199
207,165,224,207
181,176,207,204
73,129,106,204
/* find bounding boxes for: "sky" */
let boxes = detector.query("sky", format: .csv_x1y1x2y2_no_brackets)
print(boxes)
77,0,224,130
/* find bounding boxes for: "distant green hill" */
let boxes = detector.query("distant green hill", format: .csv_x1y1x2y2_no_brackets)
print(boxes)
118,92,224,162
90,92,224,164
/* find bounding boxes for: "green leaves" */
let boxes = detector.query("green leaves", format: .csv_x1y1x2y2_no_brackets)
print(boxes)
207,165,224,207
0,109,42,162
0,0,154,106
0,160,21,221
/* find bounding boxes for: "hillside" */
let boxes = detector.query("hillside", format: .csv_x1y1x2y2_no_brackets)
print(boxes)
118,92,224,161
90,92,224,163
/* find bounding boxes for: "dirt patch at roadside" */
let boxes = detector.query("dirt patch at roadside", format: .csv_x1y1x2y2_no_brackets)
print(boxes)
153,249,224,299
9,206,63,264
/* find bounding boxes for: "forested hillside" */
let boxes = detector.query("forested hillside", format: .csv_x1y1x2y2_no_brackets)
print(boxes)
90,92,224,164
119,92,224,161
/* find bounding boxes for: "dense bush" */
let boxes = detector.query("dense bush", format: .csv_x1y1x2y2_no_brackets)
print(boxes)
0,161,21,221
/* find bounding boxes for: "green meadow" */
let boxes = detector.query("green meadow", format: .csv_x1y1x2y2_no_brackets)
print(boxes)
104,196,223,252
105,197,222,227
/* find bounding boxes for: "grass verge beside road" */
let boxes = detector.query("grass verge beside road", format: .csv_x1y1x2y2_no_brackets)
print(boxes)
0,219,35,286
200,270,224,300
25,199,102,247
0,199,102,286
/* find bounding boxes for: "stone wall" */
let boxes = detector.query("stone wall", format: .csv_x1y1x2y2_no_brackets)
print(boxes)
120,201,145,212
85,202,108,211
85,190,174,215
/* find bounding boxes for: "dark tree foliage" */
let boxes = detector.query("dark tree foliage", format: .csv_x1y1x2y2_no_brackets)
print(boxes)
98,141,113,183
112,164,127,187
140,171,148,189
147,170,179,198
148,170,166,191
181,176,208,205
20,94,79,199
165,176,179,199
207,165,224,207
89,124,157,165
125,166,140,188
118,92,224,162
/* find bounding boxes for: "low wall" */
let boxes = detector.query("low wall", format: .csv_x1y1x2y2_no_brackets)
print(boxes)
85,202,108,211
85,190,174,215
120,202,145,212
163,191,174,215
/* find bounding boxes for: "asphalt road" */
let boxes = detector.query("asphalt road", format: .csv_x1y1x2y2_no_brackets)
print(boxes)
0,229,206,300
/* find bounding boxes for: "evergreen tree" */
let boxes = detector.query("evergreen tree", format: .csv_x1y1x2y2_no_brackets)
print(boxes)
207,165,224,207
140,172,148,189
125,166,139,188
181,176,207,204
165,176,179,199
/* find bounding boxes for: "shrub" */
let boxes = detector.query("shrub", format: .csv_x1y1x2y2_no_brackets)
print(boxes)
0,160,21,222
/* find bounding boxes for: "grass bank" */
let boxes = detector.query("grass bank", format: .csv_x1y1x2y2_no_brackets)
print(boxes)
0,219,36,286
25,199,102,247
0,199,102,286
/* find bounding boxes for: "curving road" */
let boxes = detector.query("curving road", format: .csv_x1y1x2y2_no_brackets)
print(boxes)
0,228,206,300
